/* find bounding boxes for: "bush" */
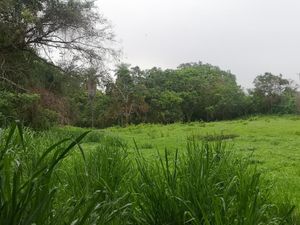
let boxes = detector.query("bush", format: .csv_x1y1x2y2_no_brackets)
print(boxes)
0,91,59,130
30,107,59,130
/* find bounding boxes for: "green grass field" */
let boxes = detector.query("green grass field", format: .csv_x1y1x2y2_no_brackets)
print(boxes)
1,116,300,224
100,115,300,207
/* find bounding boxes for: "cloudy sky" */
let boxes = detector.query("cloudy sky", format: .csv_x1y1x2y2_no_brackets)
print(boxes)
96,0,300,88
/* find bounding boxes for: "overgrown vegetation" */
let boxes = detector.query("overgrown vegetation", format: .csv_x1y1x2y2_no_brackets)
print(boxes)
0,123,298,225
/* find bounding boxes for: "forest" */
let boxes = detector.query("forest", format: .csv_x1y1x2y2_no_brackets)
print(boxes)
0,0,300,225
0,0,299,129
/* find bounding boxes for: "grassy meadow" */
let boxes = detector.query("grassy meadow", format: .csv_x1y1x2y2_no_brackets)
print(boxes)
1,115,300,224
103,115,300,206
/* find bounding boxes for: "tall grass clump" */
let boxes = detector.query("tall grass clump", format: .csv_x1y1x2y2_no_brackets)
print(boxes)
132,141,297,225
57,138,132,224
0,123,131,225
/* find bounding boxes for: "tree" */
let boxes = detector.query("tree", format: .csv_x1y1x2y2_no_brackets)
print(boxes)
85,68,98,128
148,90,183,123
252,73,296,113
0,0,117,129
143,62,246,122
0,0,116,90
106,64,148,126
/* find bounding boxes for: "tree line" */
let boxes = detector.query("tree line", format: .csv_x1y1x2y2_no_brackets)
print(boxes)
1,60,298,129
79,63,299,128
0,0,299,129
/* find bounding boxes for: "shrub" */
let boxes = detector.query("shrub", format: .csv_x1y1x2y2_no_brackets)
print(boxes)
30,107,59,130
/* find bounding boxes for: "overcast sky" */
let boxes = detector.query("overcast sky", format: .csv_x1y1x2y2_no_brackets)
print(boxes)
96,0,300,88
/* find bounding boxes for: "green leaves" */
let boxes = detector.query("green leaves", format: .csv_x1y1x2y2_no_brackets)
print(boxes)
252,73,297,114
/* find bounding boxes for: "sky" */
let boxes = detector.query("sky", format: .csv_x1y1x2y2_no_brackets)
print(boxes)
96,0,300,88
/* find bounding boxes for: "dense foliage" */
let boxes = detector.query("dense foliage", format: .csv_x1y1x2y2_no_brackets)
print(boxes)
1,60,299,128
0,1,299,130
0,0,115,129
67,63,299,128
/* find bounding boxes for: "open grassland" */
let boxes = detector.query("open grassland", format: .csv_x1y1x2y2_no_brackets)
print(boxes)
102,115,300,207
1,116,300,224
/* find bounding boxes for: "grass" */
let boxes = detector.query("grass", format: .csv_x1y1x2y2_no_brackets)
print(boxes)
0,116,300,224
102,115,300,209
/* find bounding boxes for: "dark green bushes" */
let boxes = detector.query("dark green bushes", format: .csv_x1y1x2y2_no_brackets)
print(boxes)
0,91,58,130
